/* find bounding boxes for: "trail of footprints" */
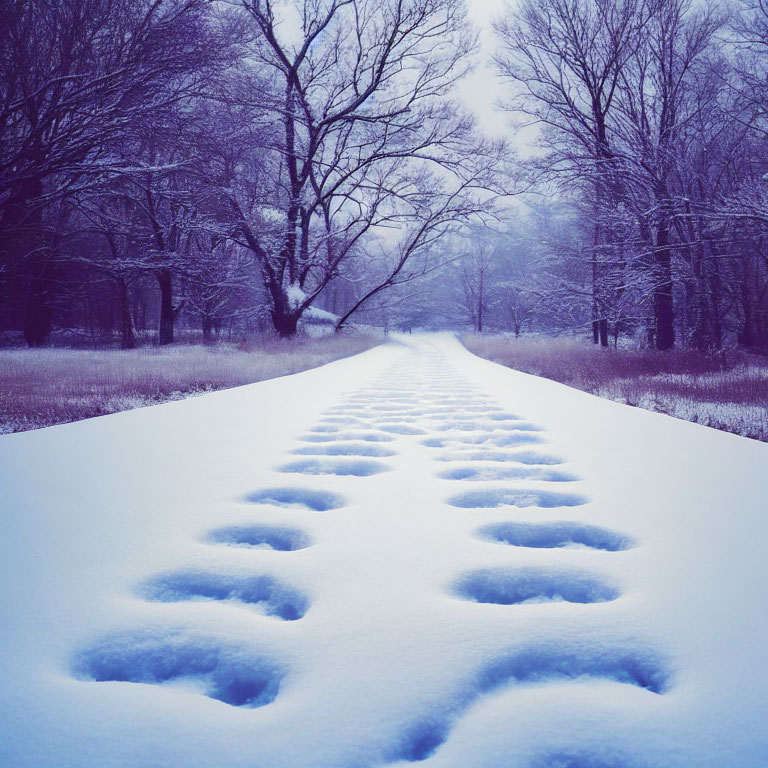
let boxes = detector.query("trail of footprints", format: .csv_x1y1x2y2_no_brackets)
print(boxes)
388,355,668,763
71,382,394,708
72,349,668,764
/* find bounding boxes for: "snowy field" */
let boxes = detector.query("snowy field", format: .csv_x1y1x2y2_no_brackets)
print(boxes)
0,334,380,434
1,334,767,767
462,335,768,442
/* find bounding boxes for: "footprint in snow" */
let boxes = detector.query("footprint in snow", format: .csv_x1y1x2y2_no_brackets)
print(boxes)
422,434,545,448
446,487,588,509
291,442,396,458
376,423,427,435
435,449,566,465
369,415,420,424
276,458,390,477
140,570,309,620
395,642,670,762
433,421,543,433
245,487,346,511
439,465,579,482
207,523,312,551
453,566,619,605
477,521,635,552
72,628,284,708
299,431,394,443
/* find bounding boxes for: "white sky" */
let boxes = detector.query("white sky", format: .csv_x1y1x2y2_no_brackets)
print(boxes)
273,0,529,150
458,0,512,140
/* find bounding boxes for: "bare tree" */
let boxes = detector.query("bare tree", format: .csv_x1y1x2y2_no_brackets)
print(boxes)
0,0,220,345
223,0,499,336
496,0,730,349
496,0,653,346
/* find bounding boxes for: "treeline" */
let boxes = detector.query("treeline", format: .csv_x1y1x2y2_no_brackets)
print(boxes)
4,0,768,352
0,0,501,347
491,0,768,351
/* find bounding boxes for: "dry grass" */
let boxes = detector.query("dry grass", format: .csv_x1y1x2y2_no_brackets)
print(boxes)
462,334,768,442
0,334,381,434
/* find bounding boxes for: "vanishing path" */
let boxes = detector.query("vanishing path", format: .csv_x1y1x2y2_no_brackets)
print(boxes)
1,335,767,767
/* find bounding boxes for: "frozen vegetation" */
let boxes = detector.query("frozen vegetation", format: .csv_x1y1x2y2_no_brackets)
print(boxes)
462,335,768,442
1,335,767,767
0,334,380,434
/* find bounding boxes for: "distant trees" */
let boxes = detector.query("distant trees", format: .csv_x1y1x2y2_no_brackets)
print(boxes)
496,0,650,345
495,0,768,351
0,0,221,345
229,0,500,336
0,0,505,346
5,0,767,351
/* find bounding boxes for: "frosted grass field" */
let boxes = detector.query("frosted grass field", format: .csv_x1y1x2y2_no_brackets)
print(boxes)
462,335,768,442
0,335,381,434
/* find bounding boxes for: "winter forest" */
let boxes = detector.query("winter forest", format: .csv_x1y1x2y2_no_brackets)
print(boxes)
3,0,768,351
3,3,768,767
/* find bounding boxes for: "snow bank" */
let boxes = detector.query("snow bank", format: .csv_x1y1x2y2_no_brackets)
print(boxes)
1,334,767,767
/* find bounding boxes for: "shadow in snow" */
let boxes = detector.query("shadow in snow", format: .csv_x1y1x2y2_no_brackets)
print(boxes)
72,629,284,708
478,522,634,551
299,432,394,443
529,749,641,768
207,523,311,551
453,567,619,605
370,415,419,424
434,421,542,433
398,721,452,762
479,643,669,694
396,642,669,762
435,449,566,465
447,488,588,509
291,442,396,457
422,434,544,448
439,466,579,482
277,458,389,477
376,424,427,435
141,570,309,620
245,487,345,511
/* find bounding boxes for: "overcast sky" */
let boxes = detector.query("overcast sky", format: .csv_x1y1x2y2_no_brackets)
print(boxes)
458,0,512,140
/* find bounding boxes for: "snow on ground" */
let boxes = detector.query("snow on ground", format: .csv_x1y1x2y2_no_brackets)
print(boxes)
1,334,767,768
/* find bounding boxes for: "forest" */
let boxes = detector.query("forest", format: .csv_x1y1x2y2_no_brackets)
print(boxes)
1,0,768,352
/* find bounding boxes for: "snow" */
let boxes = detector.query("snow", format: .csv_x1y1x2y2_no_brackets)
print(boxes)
302,305,339,324
285,282,306,311
1,333,768,767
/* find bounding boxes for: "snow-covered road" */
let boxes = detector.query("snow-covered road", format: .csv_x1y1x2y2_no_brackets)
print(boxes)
1,334,767,767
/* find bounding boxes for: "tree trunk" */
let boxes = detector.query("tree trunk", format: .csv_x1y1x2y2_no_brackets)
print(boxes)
202,315,215,345
653,224,675,350
738,283,755,348
4,177,52,347
156,268,175,345
477,268,484,333
598,318,608,347
117,278,136,350
272,308,299,338
23,270,53,347
23,248,54,347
